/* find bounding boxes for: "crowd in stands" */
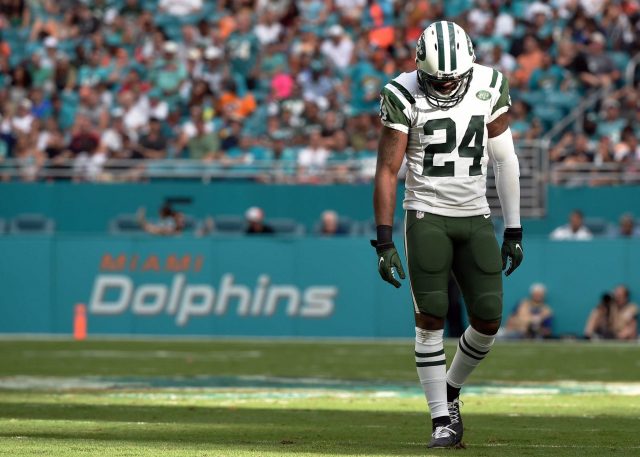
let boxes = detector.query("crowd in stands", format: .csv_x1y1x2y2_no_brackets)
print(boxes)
550,208,640,239
1,0,640,182
499,281,638,340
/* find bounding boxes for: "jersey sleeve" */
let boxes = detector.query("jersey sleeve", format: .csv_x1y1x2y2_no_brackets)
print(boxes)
489,72,511,123
379,81,414,134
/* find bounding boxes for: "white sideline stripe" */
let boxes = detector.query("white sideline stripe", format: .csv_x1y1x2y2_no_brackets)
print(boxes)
2,376,640,396
18,349,262,360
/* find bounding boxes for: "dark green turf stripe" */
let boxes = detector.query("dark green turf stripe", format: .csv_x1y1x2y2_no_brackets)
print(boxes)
415,349,445,358
416,360,446,367
462,334,490,355
436,22,445,72
447,22,456,71
390,80,416,104
490,69,499,88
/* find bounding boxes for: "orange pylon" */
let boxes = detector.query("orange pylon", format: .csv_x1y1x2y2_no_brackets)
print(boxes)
74,304,87,341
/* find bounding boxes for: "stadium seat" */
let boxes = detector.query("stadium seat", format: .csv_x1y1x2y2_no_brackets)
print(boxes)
210,215,246,234
109,214,144,234
583,217,614,237
9,214,55,234
268,218,306,236
181,215,197,233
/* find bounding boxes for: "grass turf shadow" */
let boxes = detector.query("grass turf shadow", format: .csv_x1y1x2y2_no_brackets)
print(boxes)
0,402,638,456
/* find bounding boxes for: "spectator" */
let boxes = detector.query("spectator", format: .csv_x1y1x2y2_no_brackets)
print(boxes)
201,46,226,94
298,129,329,181
152,41,188,99
147,89,169,122
68,116,103,181
254,10,283,46
217,80,256,121
187,117,219,162
550,210,593,240
245,206,274,234
134,118,168,159
615,213,640,238
226,10,260,87
596,99,627,143
297,61,335,107
119,90,149,140
503,283,553,339
320,25,354,71
263,135,296,183
584,286,638,340
158,0,203,16
98,108,130,159
572,32,620,90
528,54,566,92
137,203,185,236
513,35,545,88
11,99,35,135
318,210,348,236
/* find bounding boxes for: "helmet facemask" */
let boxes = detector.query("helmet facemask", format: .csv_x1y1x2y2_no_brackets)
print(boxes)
417,67,473,110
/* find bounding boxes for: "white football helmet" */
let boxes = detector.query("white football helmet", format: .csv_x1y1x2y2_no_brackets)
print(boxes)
416,21,476,109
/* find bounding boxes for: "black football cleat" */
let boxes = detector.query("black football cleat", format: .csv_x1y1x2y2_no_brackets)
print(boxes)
427,424,461,449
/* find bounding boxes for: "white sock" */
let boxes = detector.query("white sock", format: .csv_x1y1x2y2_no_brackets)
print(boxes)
415,327,448,419
446,326,495,389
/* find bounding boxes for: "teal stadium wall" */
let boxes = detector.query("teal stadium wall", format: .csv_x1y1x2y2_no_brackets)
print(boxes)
1,183,639,337
1,183,640,234
0,235,639,337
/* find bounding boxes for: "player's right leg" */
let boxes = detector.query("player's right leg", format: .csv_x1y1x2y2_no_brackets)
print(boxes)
404,211,460,448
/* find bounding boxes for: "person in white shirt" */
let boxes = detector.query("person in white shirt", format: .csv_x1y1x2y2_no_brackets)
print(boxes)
320,25,354,70
255,11,283,46
158,0,202,16
11,99,35,135
550,210,593,240
297,130,329,179
119,91,149,141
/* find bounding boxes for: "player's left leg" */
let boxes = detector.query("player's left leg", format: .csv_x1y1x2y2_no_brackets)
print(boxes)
448,215,504,440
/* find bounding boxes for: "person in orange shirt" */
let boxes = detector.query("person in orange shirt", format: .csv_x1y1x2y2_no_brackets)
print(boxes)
217,80,256,120
513,35,545,88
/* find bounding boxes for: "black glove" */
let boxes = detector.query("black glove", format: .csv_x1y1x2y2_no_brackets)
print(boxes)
502,227,523,276
371,224,405,288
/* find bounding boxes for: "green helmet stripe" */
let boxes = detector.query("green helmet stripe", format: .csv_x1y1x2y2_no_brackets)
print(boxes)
435,22,445,72
447,22,457,71
390,80,416,105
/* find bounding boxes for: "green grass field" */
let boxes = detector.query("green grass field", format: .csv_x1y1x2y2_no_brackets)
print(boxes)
0,339,638,456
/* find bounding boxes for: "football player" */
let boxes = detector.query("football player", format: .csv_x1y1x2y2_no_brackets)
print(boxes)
371,21,523,448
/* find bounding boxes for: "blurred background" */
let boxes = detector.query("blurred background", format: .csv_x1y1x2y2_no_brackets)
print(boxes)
0,0,638,341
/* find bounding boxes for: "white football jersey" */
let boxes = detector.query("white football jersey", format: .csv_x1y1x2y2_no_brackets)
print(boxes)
379,63,511,217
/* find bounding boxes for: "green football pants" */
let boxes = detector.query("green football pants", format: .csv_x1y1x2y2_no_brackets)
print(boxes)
404,210,503,322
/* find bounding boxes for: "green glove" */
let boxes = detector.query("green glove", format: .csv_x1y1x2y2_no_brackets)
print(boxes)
370,240,406,288
502,227,523,276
